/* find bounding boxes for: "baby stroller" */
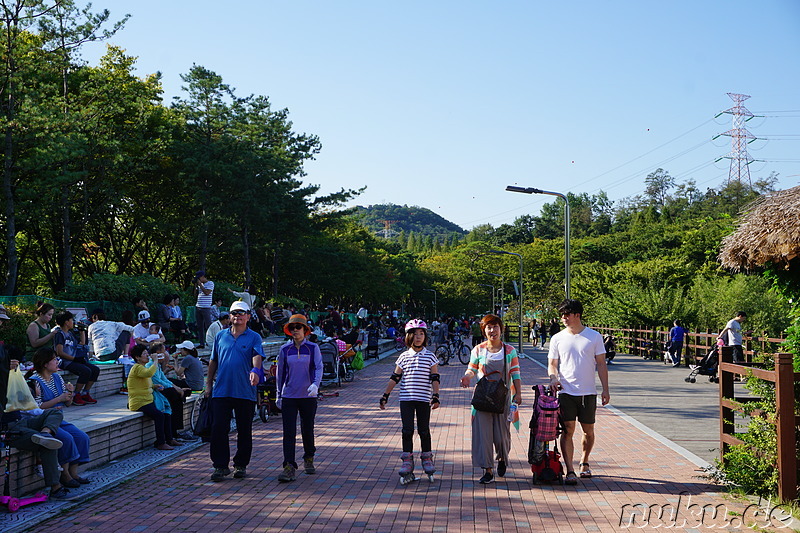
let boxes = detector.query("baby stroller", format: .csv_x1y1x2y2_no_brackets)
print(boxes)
603,334,616,364
319,340,341,387
527,384,564,485
364,329,380,359
685,345,719,383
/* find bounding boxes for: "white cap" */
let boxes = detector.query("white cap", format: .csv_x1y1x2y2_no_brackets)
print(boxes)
230,301,250,313
176,340,195,351
137,310,151,322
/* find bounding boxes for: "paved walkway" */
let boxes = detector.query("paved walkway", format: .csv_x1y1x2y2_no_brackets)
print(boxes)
21,350,791,532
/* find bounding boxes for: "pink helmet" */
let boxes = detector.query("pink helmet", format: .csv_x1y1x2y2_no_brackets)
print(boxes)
405,319,427,332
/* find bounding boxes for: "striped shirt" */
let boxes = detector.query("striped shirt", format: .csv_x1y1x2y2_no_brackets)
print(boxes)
196,280,214,308
396,348,437,402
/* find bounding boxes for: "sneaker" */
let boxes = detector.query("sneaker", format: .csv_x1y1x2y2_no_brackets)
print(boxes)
32,432,63,450
71,394,86,406
61,478,80,488
177,430,199,441
303,458,316,475
278,464,297,482
478,471,494,484
211,467,231,482
233,466,247,479
497,460,507,478
49,487,75,500
119,386,128,395
81,391,97,404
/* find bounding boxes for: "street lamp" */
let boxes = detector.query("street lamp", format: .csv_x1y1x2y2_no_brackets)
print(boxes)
477,283,496,312
480,271,503,314
423,288,437,320
506,185,570,299
486,250,524,356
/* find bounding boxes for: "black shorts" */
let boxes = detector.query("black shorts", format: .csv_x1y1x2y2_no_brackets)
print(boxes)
559,393,597,424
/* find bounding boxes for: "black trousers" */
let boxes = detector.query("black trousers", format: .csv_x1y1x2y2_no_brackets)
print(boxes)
60,359,100,385
138,402,172,446
281,397,317,468
400,400,432,453
161,386,186,436
210,397,255,469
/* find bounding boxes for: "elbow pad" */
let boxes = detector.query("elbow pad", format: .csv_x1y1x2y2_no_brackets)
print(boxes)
429,373,440,383
390,373,402,383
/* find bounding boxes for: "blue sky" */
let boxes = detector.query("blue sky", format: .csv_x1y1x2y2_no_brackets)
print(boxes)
81,0,800,231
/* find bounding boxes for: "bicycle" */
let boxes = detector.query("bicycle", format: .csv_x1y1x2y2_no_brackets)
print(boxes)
434,334,471,366
394,336,405,352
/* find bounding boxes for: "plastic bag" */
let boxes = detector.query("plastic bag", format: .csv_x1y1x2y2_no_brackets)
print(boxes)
6,368,38,411
351,350,364,371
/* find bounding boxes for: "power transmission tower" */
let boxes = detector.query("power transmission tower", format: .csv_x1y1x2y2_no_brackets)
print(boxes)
718,92,756,187
378,220,399,239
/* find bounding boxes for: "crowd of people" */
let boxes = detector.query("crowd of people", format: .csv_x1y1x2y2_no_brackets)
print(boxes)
5,287,751,497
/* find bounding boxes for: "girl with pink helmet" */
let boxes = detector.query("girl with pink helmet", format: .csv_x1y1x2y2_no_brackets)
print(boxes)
379,319,440,484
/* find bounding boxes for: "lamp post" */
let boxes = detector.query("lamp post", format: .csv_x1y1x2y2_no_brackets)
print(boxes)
423,288,437,320
506,185,570,299
480,271,503,314
477,283,496,312
486,250,524,355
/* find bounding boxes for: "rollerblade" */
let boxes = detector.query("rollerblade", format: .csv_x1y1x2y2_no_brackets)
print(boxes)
420,451,436,482
399,452,417,485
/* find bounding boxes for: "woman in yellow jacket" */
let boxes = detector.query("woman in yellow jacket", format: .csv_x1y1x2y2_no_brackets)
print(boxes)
128,344,179,450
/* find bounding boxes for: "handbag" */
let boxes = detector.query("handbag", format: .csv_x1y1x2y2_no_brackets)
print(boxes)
6,368,39,411
470,346,508,414
194,397,214,438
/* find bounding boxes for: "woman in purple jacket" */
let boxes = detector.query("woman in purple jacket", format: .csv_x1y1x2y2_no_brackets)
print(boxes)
276,314,322,483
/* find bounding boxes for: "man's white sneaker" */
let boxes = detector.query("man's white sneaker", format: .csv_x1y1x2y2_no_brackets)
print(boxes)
32,432,63,450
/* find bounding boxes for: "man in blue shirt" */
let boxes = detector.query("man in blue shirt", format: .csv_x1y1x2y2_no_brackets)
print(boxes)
206,301,265,482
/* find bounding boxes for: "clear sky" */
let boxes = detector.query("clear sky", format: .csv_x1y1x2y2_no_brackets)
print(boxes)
80,0,800,231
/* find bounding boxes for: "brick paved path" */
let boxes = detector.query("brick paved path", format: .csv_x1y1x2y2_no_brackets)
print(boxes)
29,355,772,532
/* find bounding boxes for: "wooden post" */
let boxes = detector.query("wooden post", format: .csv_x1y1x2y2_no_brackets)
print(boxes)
719,346,735,461
774,353,797,502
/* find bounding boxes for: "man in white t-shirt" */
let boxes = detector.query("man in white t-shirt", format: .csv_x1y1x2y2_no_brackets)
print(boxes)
194,270,215,348
718,311,746,363
547,299,609,485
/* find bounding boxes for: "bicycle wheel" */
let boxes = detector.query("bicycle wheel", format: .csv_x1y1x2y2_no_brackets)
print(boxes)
395,339,405,352
341,362,355,382
258,403,269,423
435,345,450,366
458,344,470,365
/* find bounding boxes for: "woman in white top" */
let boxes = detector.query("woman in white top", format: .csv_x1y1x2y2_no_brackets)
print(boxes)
379,319,440,482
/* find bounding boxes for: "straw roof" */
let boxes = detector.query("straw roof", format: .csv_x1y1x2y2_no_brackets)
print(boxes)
718,185,800,271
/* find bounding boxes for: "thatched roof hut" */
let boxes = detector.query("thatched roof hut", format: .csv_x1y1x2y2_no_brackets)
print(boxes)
718,185,800,271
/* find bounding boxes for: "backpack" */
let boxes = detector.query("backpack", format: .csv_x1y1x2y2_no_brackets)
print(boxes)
531,384,560,442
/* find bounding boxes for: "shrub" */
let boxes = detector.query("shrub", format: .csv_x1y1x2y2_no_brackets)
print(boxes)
58,273,180,304
1,303,38,359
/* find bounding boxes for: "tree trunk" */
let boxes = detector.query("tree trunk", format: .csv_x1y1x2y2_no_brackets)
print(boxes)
2,125,17,295
271,245,279,298
242,224,251,287
60,184,72,290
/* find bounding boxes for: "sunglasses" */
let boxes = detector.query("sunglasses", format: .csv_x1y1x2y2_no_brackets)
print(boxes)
230,310,248,316
287,323,305,331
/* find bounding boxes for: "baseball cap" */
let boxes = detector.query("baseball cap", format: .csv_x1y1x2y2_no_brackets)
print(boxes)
137,310,150,322
230,301,251,313
176,340,195,351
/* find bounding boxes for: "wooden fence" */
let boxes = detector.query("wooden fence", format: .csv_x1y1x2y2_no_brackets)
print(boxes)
718,348,799,502
591,325,786,365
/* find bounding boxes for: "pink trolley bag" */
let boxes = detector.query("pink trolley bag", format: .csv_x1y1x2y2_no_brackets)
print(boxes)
527,384,564,484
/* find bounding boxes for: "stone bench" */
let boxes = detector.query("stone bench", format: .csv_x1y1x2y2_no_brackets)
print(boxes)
2,393,200,496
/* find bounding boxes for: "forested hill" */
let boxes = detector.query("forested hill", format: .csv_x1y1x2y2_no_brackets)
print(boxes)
354,204,466,238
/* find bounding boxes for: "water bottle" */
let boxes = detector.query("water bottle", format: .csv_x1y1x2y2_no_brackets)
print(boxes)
507,402,518,422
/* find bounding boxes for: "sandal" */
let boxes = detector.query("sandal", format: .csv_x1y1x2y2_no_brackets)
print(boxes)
579,462,592,478
564,471,578,485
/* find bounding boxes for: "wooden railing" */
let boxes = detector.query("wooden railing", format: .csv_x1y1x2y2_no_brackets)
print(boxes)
718,347,799,502
592,325,786,365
